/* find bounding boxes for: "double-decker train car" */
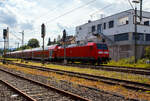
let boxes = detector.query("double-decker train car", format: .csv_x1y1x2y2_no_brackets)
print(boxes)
6,42,109,64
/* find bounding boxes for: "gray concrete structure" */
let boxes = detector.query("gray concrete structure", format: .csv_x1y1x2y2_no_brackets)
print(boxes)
75,9,150,61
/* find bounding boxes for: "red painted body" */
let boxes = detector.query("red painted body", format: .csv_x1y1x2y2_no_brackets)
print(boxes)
6,42,109,63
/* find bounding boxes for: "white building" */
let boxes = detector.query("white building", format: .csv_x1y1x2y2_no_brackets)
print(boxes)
75,9,150,60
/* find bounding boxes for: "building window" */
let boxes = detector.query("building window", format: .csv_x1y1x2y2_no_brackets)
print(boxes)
109,20,114,28
114,33,128,41
132,33,144,41
92,26,96,32
118,16,129,25
144,21,149,26
97,24,102,34
103,23,106,29
79,27,82,30
146,34,150,41
141,17,150,26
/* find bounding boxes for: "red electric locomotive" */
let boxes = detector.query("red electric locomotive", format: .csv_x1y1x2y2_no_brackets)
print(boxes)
55,42,109,64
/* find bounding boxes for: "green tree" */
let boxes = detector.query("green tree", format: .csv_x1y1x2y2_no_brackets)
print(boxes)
27,38,40,48
145,46,150,59
53,38,56,44
47,38,51,46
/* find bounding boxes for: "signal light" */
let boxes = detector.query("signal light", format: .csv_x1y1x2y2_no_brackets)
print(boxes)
41,23,45,38
3,29,7,39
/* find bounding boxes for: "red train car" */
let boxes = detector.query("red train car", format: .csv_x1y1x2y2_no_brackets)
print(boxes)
6,42,109,64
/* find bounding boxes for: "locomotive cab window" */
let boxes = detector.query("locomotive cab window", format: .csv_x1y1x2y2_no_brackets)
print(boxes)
96,44,108,50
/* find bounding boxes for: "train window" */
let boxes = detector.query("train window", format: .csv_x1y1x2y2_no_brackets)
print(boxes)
96,44,108,50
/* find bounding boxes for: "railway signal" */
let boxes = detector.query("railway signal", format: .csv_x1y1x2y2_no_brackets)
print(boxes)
63,29,66,42
63,29,67,64
41,23,45,38
41,23,46,65
3,28,8,64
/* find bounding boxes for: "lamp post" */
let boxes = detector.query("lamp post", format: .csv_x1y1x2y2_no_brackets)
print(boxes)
132,0,140,64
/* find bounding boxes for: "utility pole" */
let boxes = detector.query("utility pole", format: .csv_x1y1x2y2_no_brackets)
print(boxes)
140,0,143,22
41,23,46,65
134,6,137,63
132,0,140,64
19,30,24,62
7,27,9,57
63,29,67,64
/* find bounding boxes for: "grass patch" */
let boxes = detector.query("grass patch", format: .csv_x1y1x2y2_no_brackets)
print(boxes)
106,57,150,69
13,60,150,85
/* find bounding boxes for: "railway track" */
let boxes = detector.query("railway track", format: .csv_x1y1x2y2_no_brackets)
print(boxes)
18,59,150,76
0,66,91,101
51,62,150,76
8,62,150,92
2,59,150,76
0,80,30,101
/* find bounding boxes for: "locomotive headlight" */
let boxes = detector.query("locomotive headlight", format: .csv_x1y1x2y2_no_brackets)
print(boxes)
104,52,108,54
98,51,103,54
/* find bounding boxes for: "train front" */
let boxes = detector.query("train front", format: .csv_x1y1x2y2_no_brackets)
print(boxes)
96,43,109,63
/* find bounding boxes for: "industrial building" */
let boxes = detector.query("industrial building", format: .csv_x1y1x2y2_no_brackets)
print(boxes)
75,9,150,61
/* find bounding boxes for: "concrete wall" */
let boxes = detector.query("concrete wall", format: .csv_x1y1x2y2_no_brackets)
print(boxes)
75,9,150,61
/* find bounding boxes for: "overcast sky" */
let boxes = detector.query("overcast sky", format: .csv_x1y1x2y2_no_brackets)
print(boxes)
0,0,150,48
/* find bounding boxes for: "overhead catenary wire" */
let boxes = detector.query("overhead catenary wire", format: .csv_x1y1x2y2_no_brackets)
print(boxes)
45,0,97,24
27,0,97,35
90,4,113,16
36,1,66,20
127,0,135,9
10,32,22,41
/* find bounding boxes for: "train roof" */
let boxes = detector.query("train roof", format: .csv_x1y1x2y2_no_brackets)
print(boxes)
47,44,58,49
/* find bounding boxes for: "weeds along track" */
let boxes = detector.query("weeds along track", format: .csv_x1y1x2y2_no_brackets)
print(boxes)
9,62,150,92
2,59,150,76
52,62,150,76
0,67,90,101
22,59,150,76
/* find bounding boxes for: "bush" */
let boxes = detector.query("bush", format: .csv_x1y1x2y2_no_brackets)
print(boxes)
145,46,150,60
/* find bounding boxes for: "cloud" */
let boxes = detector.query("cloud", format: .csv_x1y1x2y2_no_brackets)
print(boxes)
0,8,17,27
0,0,149,48
20,21,34,30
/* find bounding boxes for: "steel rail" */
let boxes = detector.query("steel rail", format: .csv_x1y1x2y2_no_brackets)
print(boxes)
22,59,150,76
0,67,91,101
9,62,150,92
49,62,150,76
1,59,150,76
0,79,36,101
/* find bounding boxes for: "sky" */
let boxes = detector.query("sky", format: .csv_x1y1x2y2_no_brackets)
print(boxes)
0,0,150,48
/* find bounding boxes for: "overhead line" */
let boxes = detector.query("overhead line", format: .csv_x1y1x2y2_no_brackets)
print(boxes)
90,4,113,16
45,0,96,24
10,32,22,41
27,0,97,34
127,0,134,9
36,1,65,20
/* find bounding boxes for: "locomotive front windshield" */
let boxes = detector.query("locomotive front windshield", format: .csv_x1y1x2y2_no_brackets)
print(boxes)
96,44,108,50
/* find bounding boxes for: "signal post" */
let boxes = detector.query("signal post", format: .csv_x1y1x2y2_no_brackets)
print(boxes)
41,23,46,65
